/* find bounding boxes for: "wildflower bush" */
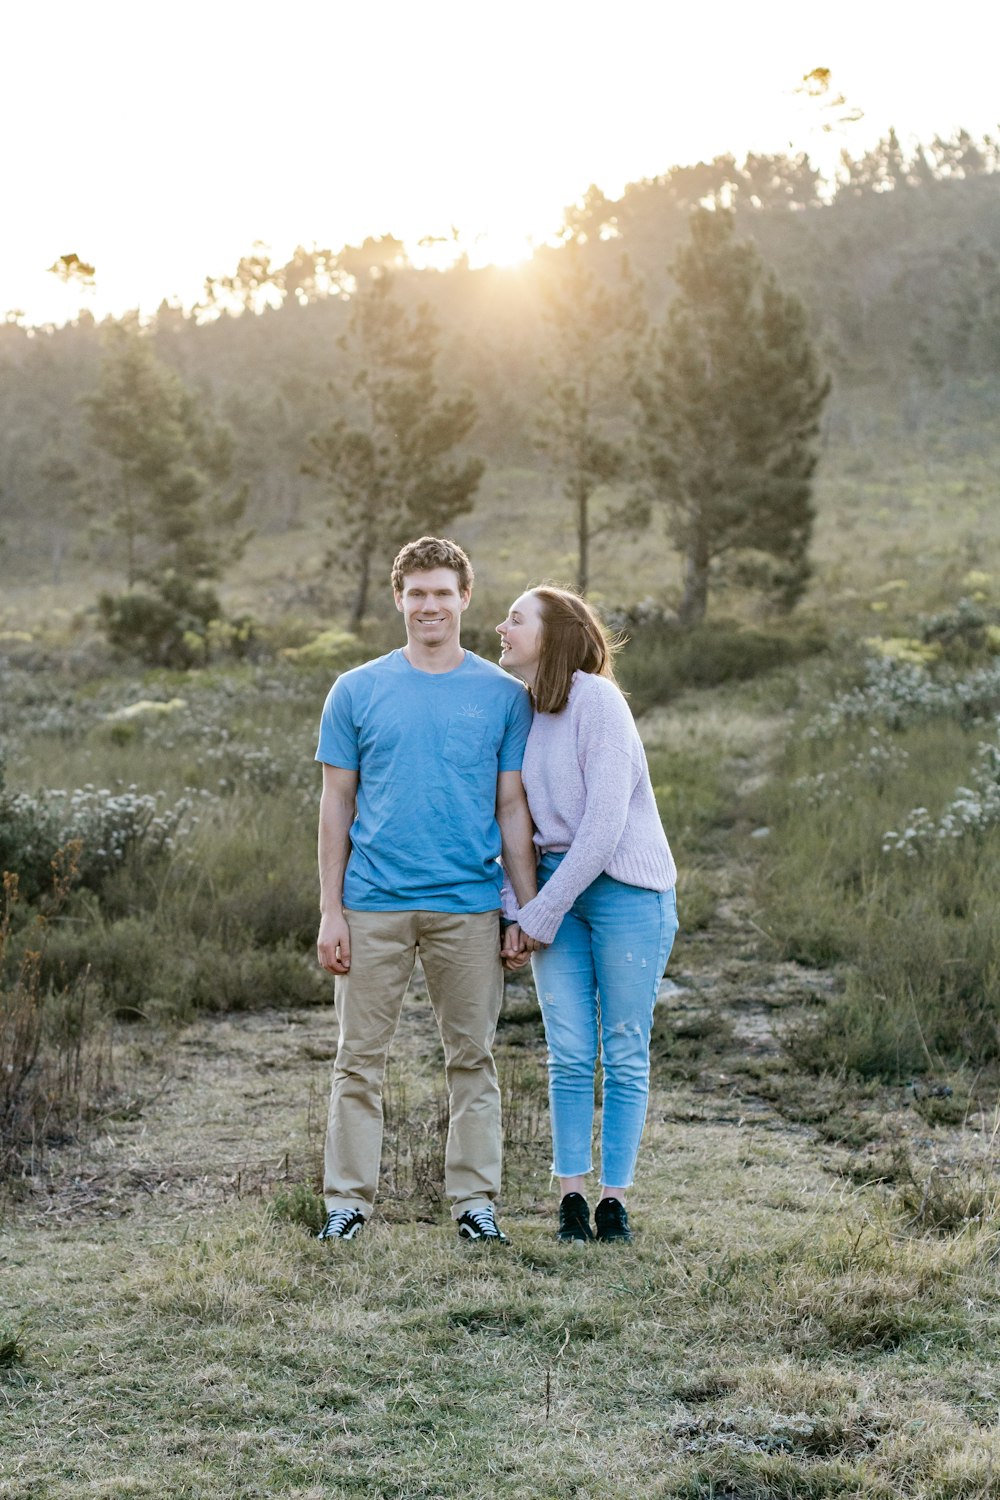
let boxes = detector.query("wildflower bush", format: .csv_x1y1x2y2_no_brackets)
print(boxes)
0,767,192,903
0,662,331,1043
802,652,1000,737
882,738,1000,856
757,651,1000,1077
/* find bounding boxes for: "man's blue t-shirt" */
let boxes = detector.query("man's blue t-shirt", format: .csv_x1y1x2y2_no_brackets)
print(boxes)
316,649,533,913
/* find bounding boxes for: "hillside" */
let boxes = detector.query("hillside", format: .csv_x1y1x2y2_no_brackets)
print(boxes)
2,131,998,627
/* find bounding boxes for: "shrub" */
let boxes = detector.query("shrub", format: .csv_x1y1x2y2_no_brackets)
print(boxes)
99,574,223,669
37,916,155,1017
1,864,112,1178
98,574,259,670
759,656,1000,1077
614,616,827,713
0,1322,27,1369
280,628,365,674
919,596,1000,663
176,940,329,1015
0,771,190,904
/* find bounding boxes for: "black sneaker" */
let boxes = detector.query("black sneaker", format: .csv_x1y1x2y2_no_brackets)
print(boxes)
595,1197,632,1243
557,1192,594,1243
456,1206,509,1243
317,1207,366,1241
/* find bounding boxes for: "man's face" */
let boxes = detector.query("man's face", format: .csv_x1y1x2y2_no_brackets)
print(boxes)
394,567,470,649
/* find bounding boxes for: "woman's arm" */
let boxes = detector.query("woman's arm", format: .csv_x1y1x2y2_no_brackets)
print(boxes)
516,728,638,945
496,769,543,952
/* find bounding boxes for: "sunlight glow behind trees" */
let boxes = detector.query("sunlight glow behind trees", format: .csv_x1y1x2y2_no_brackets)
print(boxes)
3,0,999,324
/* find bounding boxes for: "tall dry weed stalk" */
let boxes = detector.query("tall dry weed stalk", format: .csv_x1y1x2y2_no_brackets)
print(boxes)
0,843,112,1179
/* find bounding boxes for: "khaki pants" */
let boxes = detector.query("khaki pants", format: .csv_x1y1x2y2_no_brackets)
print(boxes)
323,908,504,1219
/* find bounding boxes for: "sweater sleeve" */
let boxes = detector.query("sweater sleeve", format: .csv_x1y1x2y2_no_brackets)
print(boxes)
515,688,639,944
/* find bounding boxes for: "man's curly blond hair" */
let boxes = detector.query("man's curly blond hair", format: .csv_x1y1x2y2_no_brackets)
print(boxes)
391,536,474,595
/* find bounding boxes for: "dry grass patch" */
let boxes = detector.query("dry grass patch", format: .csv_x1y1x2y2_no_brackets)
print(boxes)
5,1186,999,1498
3,1078,999,1500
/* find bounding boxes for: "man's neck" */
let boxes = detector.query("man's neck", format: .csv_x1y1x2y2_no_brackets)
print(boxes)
402,640,466,675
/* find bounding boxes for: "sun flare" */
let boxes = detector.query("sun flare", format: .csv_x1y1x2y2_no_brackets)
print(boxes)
412,226,541,275
3,2,999,322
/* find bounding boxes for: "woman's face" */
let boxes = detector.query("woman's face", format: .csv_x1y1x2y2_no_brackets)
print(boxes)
496,591,544,681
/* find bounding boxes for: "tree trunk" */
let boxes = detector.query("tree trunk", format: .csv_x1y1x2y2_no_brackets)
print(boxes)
123,479,137,589
348,548,371,633
678,540,709,627
576,486,589,595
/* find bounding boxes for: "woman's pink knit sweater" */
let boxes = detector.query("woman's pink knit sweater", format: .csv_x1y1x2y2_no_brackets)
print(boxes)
513,670,677,945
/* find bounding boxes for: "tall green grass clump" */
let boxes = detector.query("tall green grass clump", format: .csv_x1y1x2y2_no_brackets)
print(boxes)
757,648,1000,1078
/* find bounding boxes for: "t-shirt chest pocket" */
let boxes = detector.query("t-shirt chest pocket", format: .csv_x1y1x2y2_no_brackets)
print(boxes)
442,713,489,768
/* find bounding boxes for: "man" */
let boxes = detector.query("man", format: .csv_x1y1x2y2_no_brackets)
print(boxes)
315,536,538,1242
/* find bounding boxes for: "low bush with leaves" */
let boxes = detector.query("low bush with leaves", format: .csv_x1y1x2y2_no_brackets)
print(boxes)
612,611,827,713
99,573,258,670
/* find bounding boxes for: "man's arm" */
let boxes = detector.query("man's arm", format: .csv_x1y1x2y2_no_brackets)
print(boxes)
317,763,359,974
496,769,542,954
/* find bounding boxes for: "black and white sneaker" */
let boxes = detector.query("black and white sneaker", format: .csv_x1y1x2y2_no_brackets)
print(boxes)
595,1197,632,1243
317,1208,366,1241
456,1206,509,1243
557,1191,594,1243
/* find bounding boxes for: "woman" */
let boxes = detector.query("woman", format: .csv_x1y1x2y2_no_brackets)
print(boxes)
497,586,678,1244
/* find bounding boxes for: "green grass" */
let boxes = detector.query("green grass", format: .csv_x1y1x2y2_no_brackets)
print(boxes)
755,679,1000,1077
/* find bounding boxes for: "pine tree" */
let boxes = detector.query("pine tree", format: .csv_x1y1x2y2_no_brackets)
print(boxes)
84,326,246,587
535,247,646,593
635,209,830,625
305,274,483,630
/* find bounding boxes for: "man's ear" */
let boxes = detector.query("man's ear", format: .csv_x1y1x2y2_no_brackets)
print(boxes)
394,591,404,613
460,589,472,612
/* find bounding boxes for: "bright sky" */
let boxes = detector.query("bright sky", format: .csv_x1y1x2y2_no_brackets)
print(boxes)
4,0,999,325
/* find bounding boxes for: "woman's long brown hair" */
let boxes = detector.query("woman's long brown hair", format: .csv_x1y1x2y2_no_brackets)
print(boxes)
529,587,621,714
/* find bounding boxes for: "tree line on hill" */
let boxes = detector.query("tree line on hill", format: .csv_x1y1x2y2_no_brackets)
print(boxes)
0,128,997,650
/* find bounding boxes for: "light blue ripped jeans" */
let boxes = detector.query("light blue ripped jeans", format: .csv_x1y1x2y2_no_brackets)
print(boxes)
530,852,678,1188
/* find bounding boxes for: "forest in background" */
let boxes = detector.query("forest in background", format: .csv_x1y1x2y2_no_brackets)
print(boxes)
2,126,999,625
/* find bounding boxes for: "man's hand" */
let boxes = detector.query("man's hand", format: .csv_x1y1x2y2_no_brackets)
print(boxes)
317,910,352,974
500,921,543,970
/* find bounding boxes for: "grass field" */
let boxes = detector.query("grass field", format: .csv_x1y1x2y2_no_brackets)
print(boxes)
3,399,1000,1498
3,673,1000,1499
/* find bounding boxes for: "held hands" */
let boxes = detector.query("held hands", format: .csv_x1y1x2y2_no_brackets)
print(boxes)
317,910,352,974
500,921,544,971
319,910,542,976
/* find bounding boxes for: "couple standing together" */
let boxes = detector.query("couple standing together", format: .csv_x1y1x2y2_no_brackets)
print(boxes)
315,536,677,1245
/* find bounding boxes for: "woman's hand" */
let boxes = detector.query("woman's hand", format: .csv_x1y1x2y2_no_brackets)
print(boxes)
501,921,544,969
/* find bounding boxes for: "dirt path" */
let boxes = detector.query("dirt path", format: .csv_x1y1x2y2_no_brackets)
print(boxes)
11,706,979,1229
13,882,875,1235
